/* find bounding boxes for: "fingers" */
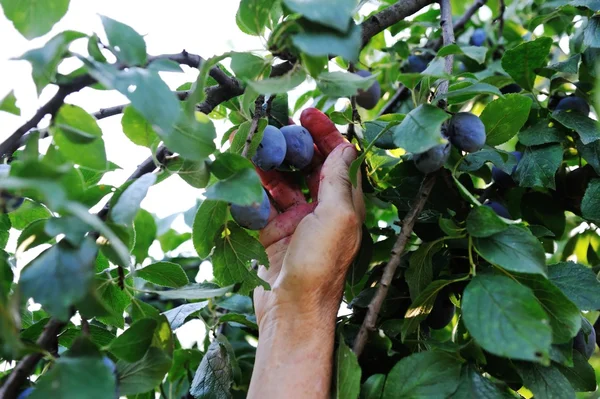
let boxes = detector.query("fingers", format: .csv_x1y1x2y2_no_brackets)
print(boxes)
300,108,347,156
256,168,306,211
317,144,359,213
259,202,317,248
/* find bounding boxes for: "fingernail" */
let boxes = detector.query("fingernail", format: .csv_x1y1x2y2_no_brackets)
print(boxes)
341,145,357,165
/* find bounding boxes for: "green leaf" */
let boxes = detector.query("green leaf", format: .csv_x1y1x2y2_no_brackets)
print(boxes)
467,206,509,237
229,120,266,158
462,274,552,363
481,94,533,146
514,144,563,189
555,351,597,392
117,348,172,395
360,374,385,399
292,22,362,62
474,225,546,275
236,0,276,36
392,104,450,154
335,337,361,399
176,160,210,188
110,174,156,226
459,148,518,173
546,54,581,74
451,364,510,399
230,52,269,80
581,178,600,222
96,272,130,329
20,239,97,321
501,37,553,90
283,0,357,32
548,262,600,310
516,273,580,343
29,356,116,399
121,106,159,148
9,199,51,230
192,200,228,259
190,335,233,398
382,352,462,399
149,283,233,300
45,215,90,246
317,71,378,97
440,44,488,64
83,59,181,137
405,241,443,301
205,154,263,206
518,119,565,146
0,0,70,39
136,262,189,288
440,82,503,103
577,139,600,175
584,15,600,48
100,15,147,65
163,302,208,330
0,91,20,115
552,110,600,145
109,318,157,362
247,67,307,94
20,30,86,94
212,225,269,295
161,111,217,163
514,362,575,399
132,209,157,262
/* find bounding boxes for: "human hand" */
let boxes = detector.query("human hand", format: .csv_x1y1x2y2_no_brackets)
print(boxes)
253,108,365,330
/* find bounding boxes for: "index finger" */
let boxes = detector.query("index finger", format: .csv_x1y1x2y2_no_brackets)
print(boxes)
300,108,347,156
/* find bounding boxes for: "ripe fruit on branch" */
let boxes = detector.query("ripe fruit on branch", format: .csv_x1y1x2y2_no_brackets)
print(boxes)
491,151,522,188
406,54,433,73
230,189,271,230
448,113,486,153
485,201,511,219
555,96,590,115
280,125,315,169
354,70,381,110
573,318,597,360
470,28,486,47
252,125,287,171
414,143,451,174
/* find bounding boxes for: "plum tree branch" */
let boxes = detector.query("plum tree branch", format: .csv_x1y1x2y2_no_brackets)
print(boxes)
493,0,506,42
0,319,66,399
353,0,456,357
241,95,266,158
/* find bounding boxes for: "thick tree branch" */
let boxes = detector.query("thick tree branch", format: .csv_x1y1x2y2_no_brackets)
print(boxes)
0,319,66,399
361,0,435,47
353,0,456,357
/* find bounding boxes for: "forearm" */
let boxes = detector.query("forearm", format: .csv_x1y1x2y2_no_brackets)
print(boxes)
248,309,337,399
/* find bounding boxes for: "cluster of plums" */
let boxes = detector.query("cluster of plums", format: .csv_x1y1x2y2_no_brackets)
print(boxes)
414,112,486,174
16,356,118,399
230,124,315,230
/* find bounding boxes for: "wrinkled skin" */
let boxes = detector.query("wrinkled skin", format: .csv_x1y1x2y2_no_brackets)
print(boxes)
354,70,381,110
280,125,315,169
248,108,364,399
414,143,451,174
448,112,486,153
230,189,271,230
491,151,522,188
252,125,287,171
470,28,486,46
555,96,590,115
573,318,597,359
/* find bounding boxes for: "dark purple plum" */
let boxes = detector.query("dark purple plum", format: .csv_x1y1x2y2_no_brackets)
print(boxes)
17,388,34,399
280,125,315,169
414,143,451,174
485,201,511,219
103,356,117,374
500,84,522,94
492,151,522,188
573,318,596,359
448,113,486,153
470,28,487,46
406,54,433,73
354,70,381,110
555,97,590,115
425,291,455,329
252,125,287,171
230,189,271,230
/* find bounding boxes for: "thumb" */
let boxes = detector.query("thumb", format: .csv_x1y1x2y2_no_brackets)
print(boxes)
317,144,357,211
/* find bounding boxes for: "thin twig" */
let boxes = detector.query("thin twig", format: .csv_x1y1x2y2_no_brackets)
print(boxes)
352,175,437,356
429,0,487,51
241,96,266,158
436,0,456,104
493,0,506,42
353,0,456,358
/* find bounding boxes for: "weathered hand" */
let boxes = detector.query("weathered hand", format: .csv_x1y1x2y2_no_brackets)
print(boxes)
252,108,365,328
